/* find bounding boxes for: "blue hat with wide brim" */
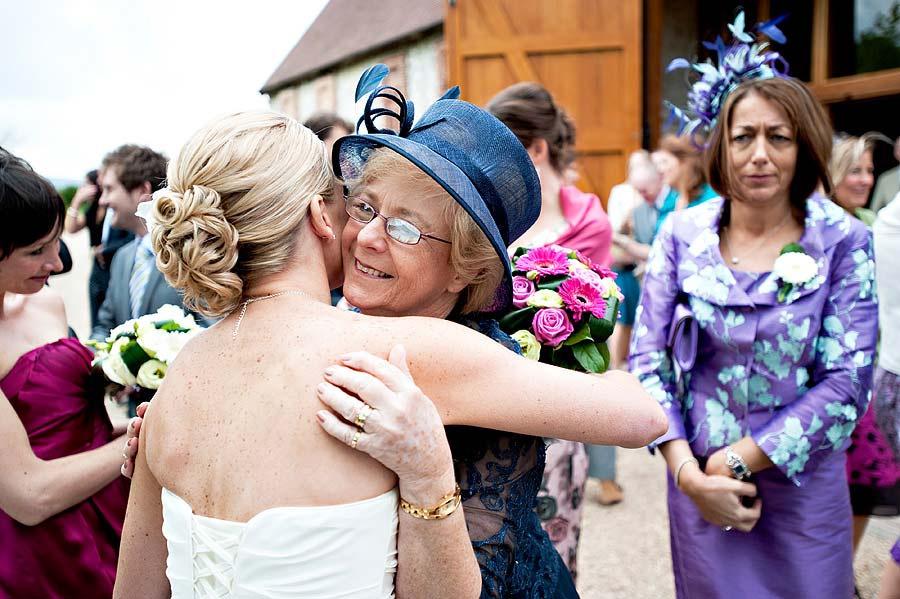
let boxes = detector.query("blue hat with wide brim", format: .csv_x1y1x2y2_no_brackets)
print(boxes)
333,77,540,312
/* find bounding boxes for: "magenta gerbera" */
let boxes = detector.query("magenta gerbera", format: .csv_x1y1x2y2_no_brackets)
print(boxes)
558,277,606,319
515,246,570,277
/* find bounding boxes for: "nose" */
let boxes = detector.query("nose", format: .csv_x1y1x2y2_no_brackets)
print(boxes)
355,216,389,252
47,246,64,274
750,135,770,165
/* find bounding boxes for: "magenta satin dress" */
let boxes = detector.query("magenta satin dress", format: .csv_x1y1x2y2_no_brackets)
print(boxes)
1,337,129,598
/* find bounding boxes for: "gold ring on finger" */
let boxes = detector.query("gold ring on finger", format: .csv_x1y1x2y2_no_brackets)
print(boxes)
349,430,362,450
354,403,373,429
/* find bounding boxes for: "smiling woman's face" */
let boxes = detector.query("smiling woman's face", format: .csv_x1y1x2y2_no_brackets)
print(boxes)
340,166,467,318
834,149,875,212
0,228,63,295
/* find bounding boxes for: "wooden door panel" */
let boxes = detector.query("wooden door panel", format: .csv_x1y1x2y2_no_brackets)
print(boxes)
446,0,642,206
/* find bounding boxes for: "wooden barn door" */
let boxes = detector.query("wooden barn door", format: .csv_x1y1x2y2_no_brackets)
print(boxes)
445,0,643,206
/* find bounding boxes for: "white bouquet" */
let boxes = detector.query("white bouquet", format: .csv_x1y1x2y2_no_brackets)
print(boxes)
88,304,202,390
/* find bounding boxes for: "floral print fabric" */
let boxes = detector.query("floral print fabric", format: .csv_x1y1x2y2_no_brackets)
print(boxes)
630,195,878,485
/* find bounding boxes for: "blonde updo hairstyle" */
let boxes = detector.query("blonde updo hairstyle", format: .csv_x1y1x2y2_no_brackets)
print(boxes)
347,148,504,314
151,111,332,317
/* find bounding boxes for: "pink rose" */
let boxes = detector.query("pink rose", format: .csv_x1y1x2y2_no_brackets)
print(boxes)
532,308,574,347
544,516,571,543
512,276,536,308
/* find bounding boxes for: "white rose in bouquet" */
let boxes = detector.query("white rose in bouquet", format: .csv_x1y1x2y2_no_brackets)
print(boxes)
101,337,137,386
136,359,168,389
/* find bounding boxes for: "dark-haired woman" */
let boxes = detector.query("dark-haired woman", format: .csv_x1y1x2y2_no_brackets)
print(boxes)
0,148,130,598
487,82,614,577
631,76,878,596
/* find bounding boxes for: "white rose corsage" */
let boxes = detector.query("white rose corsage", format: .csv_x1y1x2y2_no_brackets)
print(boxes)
773,243,818,303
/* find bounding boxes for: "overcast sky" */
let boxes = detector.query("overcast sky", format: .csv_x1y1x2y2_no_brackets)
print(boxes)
1,0,329,182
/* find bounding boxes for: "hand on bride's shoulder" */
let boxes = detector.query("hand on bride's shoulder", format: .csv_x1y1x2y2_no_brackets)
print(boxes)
315,344,455,503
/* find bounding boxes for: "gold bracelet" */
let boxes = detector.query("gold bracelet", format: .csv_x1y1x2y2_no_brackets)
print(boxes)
399,484,461,520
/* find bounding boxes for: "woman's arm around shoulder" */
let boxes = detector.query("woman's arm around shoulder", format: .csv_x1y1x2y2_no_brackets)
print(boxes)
391,316,667,447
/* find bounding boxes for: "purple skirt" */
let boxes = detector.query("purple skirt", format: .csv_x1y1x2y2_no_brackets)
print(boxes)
668,453,853,598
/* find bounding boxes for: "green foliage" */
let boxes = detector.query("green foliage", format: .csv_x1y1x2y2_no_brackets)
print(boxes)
857,1,900,74
58,185,78,209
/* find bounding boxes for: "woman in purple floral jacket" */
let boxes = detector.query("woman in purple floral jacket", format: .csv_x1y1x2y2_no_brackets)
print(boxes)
630,76,878,597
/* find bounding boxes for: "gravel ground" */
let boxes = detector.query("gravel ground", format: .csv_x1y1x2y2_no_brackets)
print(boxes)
54,230,900,599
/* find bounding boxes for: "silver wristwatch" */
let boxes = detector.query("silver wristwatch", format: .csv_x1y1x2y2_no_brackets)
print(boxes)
724,446,751,480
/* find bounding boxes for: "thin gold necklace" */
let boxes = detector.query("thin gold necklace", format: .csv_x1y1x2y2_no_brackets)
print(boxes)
721,212,791,266
231,290,314,339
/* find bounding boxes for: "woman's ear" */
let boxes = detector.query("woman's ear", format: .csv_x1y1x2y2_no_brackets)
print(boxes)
527,138,550,167
307,194,336,240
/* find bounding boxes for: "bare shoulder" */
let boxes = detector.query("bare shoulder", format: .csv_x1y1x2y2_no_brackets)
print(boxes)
32,285,66,316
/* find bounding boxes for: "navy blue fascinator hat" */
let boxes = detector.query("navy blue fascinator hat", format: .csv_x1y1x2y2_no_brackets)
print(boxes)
333,64,541,311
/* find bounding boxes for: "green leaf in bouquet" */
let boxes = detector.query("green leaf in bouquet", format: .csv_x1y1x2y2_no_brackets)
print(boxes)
512,246,530,261
588,296,619,343
563,322,593,346
549,344,580,370
598,342,611,374
499,307,536,333
571,340,606,373
120,340,153,376
779,242,805,255
536,274,567,291
158,320,191,333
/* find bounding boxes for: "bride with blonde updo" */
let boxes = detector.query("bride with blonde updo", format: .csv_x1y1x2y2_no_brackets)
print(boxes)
114,111,662,598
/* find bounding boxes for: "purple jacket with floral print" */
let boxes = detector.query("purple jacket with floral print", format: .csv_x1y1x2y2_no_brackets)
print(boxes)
630,195,878,485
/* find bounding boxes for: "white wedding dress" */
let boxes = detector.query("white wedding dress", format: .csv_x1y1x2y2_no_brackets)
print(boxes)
161,487,399,598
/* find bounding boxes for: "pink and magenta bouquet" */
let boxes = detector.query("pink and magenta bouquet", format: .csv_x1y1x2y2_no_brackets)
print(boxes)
499,245,623,373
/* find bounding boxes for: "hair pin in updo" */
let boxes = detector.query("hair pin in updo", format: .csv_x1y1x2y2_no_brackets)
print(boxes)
665,11,790,145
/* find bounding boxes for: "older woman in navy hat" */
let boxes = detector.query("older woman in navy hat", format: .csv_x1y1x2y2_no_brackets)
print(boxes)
324,73,587,598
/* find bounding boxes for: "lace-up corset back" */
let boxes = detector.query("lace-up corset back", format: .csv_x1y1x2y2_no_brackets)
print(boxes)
161,488,398,598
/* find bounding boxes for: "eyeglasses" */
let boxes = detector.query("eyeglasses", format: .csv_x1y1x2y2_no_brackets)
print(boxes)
344,195,451,245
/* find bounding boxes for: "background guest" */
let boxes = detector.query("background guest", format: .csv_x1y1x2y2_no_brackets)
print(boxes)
873,193,900,598
303,112,353,156
608,152,665,371
90,144,201,415
64,168,134,329
653,133,719,234
487,81,615,573
873,137,900,213
632,73,877,597
830,132,900,557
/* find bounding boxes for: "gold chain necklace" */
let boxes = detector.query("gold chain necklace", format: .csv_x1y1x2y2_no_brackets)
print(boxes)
721,212,791,266
231,290,314,339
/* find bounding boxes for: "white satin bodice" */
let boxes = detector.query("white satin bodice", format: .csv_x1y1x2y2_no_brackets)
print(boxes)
161,487,398,598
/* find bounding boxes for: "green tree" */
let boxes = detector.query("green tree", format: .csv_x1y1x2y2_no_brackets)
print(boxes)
857,1,900,74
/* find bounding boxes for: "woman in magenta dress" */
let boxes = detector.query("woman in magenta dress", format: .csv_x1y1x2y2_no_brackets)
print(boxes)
487,82,614,578
0,148,130,598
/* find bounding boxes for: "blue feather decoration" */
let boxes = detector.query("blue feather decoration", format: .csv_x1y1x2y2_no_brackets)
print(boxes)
355,64,390,102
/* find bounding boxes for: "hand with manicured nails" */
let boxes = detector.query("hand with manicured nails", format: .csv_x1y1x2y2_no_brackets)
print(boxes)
316,344,456,506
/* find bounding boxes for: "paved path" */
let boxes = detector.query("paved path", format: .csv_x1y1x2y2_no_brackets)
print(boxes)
576,448,900,598
54,230,900,599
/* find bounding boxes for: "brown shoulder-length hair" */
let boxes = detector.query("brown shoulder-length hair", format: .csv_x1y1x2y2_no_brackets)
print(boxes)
706,77,833,217
659,134,707,202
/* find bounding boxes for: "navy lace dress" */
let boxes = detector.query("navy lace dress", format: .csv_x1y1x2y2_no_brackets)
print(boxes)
451,317,579,599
